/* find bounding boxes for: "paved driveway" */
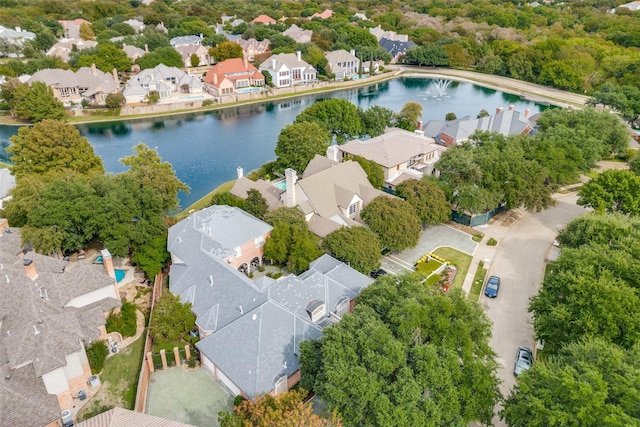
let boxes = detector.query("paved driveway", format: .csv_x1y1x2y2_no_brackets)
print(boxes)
480,192,585,426
381,224,477,274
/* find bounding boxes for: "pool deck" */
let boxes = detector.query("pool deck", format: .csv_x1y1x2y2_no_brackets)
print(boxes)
146,367,234,427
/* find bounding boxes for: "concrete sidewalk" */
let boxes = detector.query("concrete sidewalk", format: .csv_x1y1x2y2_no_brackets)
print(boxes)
461,209,527,298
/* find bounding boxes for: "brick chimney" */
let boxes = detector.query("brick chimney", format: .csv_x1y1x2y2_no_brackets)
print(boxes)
243,56,248,69
0,218,8,236
213,73,218,85
24,259,38,280
112,68,119,85
524,109,531,119
496,106,503,114
91,63,97,76
101,249,115,280
508,104,515,111
417,120,423,131
285,168,297,208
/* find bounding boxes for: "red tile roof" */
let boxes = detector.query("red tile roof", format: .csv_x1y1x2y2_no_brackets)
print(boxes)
252,14,276,24
203,58,265,87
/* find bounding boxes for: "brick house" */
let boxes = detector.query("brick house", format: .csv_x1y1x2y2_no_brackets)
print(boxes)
203,57,265,96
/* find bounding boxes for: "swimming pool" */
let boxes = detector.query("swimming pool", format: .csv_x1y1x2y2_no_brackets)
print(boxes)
115,269,126,283
273,180,286,191
93,255,103,263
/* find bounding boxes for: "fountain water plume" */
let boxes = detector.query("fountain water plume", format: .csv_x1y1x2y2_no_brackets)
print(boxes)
425,79,452,99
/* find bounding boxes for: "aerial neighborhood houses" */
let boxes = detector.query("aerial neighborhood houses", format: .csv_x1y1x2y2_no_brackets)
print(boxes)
4,13,413,108
0,220,122,427
167,205,373,398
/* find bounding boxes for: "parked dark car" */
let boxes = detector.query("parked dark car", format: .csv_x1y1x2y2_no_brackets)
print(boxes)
514,346,533,376
484,275,501,298
370,269,388,279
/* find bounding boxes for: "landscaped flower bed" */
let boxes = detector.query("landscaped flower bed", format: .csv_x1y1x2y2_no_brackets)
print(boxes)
415,253,457,292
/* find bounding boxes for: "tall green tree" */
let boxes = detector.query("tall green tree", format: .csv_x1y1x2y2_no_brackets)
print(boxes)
359,105,394,138
395,178,451,226
244,188,268,219
72,43,132,72
263,207,307,228
8,120,104,178
210,41,244,62
301,275,500,427
577,169,640,216
361,196,421,251
344,155,384,189
322,226,381,274
275,122,332,173
12,82,66,123
502,339,640,427
530,248,640,354
395,102,423,131
136,46,183,69
294,99,364,144
263,221,321,273
119,143,189,212
149,292,196,343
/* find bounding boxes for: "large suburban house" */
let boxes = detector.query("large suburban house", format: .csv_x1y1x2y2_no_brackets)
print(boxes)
0,220,121,427
282,24,312,44
325,49,361,79
259,52,316,88
423,106,535,147
236,38,270,61
203,58,265,96
122,64,203,104
333,127,447,191
231,167,284,210
175,44,212,68
282,156,392,237
29,65,119,106
167,205,372,398
379,37,416,63
617,0,640,10
46,38,98,62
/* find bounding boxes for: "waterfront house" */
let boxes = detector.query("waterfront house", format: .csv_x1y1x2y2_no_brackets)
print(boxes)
379,37,416,63
28,64,119,106
333,127,446,191
259,52,316,88
122,64,202,104
325,49,360,79
167,206,372,398
423,106,535,147
203,58,265,96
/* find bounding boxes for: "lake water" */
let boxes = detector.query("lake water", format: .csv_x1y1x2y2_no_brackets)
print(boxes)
0,77,545,209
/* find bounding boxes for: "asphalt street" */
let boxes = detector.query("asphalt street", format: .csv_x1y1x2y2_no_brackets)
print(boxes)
480,192,586,425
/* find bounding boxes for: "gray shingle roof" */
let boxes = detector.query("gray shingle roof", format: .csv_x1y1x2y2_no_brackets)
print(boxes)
230,177,284,211
0,226,120,427
170,209,372,398
424,110,534,144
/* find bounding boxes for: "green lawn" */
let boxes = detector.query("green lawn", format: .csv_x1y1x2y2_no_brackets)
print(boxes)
468,261,488,302
415,259,442,275
432,247,472,289
78,334,146,421
174,179,235,221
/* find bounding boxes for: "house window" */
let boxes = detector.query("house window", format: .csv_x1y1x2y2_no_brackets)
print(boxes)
348,202,357,216
291,69,301,80
254,236,264,247
335,297,350,318
274,375,288,395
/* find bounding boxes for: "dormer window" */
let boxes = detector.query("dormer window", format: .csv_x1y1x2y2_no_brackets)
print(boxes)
348,202,357,216
306,300,326,323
